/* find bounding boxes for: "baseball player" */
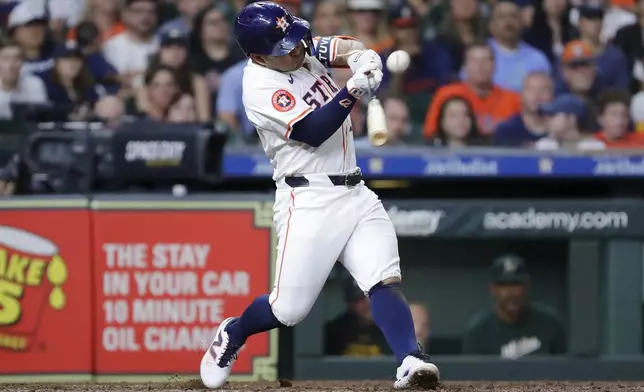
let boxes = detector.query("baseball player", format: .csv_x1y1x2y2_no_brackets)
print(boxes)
200,2,440,389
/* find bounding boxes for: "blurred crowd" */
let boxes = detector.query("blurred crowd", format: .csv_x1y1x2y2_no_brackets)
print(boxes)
1,0,644,150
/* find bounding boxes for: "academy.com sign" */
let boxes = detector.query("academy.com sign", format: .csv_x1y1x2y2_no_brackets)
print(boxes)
386,206,444,236
482,208,629,232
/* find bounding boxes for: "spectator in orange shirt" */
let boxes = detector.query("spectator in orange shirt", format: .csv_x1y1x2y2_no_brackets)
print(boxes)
594,89,644,147
423,41,522,139
67,0,126,44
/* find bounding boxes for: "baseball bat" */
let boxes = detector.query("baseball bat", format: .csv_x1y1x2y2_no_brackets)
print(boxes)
365,74,389,147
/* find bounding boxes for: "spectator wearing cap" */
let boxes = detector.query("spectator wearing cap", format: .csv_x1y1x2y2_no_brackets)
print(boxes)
67,0,127,44
7,0,55,75
379,4,453,124
345,0,392,52
0,38,47,119
37,43,101,121
613,0,644,94
594,88,644,146
494,71,554,147
577,5,629,90
479,0,552,93
533,93,606,150
136,28,211,122
462,255,566,358
555,40,610,102
423,41,521,138
435,0,489,74
324,278,391,357
188,6,245,113
157,0,211,36
102,0,160,95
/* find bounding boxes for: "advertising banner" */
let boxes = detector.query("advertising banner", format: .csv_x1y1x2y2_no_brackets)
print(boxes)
383,200,644,238
0,200,93,376
111,122,203,181
90,199,277,379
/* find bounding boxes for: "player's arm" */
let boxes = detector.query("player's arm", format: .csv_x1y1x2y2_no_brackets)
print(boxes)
313,36,381,72
289,63,382,147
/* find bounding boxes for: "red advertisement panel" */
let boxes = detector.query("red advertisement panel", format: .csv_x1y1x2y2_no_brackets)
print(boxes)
92,209,273,375
0,210,93,374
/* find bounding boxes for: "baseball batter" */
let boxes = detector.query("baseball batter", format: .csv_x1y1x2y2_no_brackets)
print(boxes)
200,2,440,389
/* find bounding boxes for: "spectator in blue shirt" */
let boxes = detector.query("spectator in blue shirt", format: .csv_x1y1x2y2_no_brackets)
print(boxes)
576,5,629,90
38,43,101,121
494,71,554,147
533,93,606,150
485,0,551,92
216,60,257,144
380,3,454,124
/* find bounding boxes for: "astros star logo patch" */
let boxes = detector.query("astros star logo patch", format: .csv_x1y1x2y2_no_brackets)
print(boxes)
272,89,296,112
276,16,289,32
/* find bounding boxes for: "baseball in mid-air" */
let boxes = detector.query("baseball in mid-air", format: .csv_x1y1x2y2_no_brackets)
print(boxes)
386,50,411,74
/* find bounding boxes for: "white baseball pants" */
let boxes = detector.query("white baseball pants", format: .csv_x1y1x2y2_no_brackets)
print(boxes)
268,174,401,326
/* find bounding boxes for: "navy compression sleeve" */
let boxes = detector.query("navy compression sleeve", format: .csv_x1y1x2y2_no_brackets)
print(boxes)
289,87,358,147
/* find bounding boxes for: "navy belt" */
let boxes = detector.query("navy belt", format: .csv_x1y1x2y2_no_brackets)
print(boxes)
285,170,362,188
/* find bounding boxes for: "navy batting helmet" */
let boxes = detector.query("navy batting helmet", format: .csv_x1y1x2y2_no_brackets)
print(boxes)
234,1,315,57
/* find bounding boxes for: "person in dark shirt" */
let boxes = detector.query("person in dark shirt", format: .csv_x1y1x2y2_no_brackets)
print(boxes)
38,43,101,121
523,0,577,66
494,71,553,147
188,6,245,112
434,0,489,75
462,254,567,358
74,21,120,95
379,4,454,124
612,8,644,94
576,5,629,90
324,278,392,357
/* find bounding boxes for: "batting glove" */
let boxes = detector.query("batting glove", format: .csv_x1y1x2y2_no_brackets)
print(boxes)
346,62,383,98
347,49,383,74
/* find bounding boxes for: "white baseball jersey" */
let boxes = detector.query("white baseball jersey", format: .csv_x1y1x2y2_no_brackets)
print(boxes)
241,47,357,182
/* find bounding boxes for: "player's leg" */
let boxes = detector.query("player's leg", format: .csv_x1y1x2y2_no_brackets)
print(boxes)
201,188,352,388
340,185,439,389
